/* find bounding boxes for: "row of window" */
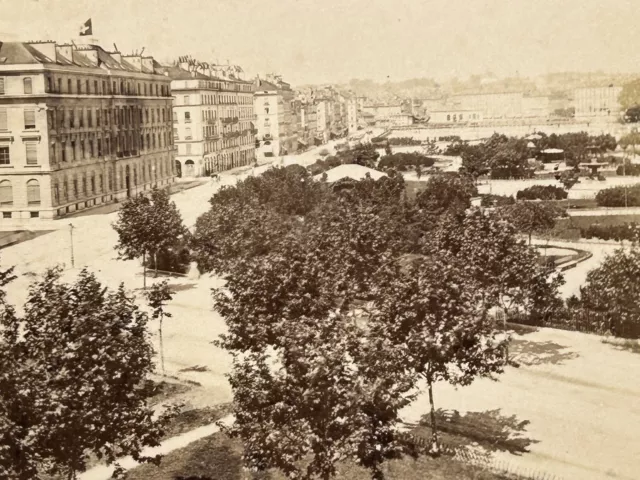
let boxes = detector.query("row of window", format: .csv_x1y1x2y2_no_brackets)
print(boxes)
0,179,41,206
0,76,170,97
0,143,39,166
181,93,252,106
446,113,480,122
50,131,172,164
50,158,172,206
47,105,171,131
47,76,169,97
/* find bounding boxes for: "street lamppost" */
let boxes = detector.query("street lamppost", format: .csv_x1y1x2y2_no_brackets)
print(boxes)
69,223,75,269
152,165,157,189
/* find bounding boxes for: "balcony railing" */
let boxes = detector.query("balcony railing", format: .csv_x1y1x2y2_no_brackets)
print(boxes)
221,117,239,125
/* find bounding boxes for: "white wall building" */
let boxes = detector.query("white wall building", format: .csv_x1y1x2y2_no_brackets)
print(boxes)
573,85,623,119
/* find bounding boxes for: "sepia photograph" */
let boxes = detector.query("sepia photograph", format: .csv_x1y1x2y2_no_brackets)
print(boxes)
0,0,639,479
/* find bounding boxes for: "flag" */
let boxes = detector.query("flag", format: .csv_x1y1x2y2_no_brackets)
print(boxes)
79,19,92,36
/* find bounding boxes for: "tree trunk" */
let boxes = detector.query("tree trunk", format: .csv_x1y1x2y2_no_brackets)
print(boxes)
159,314,165,375
528,232,532,245
427,378,440,455
143,251,147,290
154,251,158,278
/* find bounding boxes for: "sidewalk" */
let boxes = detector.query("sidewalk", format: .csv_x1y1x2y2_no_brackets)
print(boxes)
78,415,235,480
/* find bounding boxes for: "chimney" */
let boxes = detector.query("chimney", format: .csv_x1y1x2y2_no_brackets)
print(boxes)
178,56,189,71
27,41,56,61
123,54,142,72
55,44,73,61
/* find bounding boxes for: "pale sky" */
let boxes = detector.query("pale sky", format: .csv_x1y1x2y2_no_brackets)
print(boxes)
1,0,639,85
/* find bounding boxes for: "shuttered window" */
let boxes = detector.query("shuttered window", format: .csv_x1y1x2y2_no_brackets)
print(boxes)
0,180,12,205
24,109,36,129
0,78,5,95
27,179,40,205
25,143,37,165
0,109,6,130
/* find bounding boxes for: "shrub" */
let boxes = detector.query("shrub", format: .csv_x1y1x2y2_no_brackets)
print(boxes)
388,137,422,146
378,153,435,172
144,242,192,274
438,135,461,142
480,194,515,207
580,223,640,242
516,185,568,201
616,164,640,176
595,184,640,207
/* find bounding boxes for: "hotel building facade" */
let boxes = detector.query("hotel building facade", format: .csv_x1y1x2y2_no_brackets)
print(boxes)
0,40,175,221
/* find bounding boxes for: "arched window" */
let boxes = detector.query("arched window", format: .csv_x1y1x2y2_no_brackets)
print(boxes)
0,180,12,205
26,179,40,205
446,115,450,121
23,77,33,94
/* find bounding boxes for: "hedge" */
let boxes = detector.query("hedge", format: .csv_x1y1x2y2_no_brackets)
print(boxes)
616,164,640,176
581,223,640,242
595,184,640,207
378,153,435,171
516,185,568,201
388,137,422,146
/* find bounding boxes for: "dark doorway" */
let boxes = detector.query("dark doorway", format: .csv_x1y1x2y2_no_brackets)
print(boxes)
175,160,182,178
125,165,131,198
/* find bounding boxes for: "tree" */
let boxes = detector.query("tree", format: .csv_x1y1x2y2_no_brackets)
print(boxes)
415,163,423,179
384,142,392,156
580,246,640,336
624,106,640,123
369,254,509,454
215,235,417,479
619,79,640,111
0,268,175,479
113,188,188,288
415,173,478,218
557,170,580,191
145,280,175,376
619,130,640,159
498,201,566,245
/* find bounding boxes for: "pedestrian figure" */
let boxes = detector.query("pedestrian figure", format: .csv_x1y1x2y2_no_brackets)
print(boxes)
210,173,220,183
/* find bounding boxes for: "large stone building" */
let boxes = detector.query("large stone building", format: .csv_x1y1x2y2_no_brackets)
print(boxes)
254,74,297,158
450,92,523,120
573,85,623,120
162,58,255,177
0,40,174,222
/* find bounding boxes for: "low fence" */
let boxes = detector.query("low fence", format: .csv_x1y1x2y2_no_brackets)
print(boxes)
494,309,640,339
397,431,564,480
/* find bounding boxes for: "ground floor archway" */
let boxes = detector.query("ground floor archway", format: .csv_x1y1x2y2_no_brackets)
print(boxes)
184,159,195,177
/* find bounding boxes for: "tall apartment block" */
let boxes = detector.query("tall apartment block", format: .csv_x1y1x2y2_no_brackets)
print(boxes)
0,40,175,222
163,58,256,177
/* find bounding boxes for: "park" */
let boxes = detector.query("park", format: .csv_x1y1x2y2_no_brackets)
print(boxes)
0,135,639,480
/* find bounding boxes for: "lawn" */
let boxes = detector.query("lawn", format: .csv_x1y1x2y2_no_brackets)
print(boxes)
550,214,640,240
123,431,518,480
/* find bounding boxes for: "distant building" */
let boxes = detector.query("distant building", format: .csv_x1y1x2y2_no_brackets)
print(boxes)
429,109,483,124
162,58,255,177
450,92,523,119
522,95,551,118
0,40,174,221
362,104,402,126
254,74,297,157
315,99,332,143
346,97,358,134
573,85,623,119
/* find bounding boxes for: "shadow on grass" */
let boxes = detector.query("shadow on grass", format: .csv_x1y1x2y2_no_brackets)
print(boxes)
408,408,538,460
509,339,579,366
601,337,640,355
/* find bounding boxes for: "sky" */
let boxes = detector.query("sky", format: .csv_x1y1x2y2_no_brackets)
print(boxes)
1,0,639,86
